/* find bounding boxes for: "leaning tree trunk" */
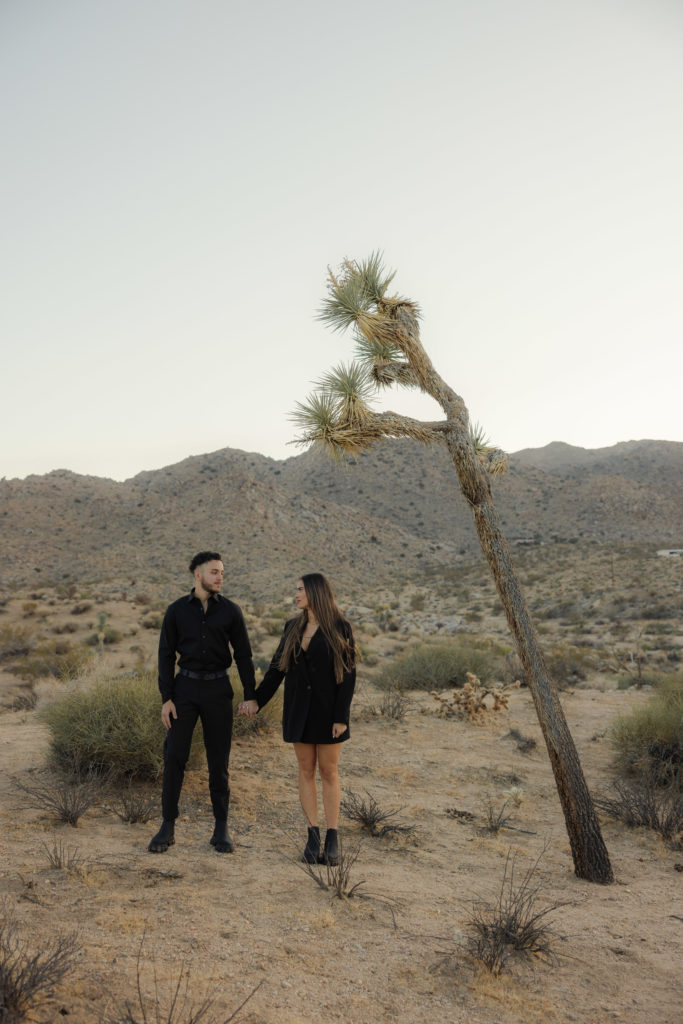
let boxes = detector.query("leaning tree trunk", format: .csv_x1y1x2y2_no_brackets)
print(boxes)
394,304,614,883
445,428,613,882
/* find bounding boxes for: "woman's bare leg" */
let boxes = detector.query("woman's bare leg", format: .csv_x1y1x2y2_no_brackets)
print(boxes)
317,743,343,828
293,742,319,825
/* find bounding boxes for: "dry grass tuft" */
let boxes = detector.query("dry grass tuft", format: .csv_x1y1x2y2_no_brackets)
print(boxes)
42,839,85,871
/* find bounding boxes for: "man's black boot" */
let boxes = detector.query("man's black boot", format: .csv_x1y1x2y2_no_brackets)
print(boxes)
210,819,234,853
148,820,175,853
302,825,321,864
319,828,339,866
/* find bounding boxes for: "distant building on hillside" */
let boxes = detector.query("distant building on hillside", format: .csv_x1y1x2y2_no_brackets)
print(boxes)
656,548,682,557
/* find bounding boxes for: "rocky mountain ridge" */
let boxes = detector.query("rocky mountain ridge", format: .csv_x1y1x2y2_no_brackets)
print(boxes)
1,439,680,596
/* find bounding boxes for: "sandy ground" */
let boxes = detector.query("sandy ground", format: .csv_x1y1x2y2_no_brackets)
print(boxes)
1,669,681,1024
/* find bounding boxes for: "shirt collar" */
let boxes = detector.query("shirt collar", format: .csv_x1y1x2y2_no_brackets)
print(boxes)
188,588,221,604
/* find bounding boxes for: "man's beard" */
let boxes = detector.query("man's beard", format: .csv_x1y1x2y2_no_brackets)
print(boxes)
201,576,222,592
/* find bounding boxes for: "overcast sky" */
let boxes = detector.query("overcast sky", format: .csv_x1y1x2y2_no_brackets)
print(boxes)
2,0,681,481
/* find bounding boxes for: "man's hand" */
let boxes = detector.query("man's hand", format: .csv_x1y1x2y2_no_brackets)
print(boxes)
162,700,177,730
332,722,347,739
238,700,258,719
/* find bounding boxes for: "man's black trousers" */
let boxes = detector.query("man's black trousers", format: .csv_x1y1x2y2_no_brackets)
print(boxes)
161,675,233,822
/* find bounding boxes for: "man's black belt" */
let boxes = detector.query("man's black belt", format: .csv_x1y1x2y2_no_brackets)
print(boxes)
178,669,228,681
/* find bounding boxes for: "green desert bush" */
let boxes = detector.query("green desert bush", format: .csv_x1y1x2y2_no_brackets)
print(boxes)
85,626,124,646
42,669,178,779
373,637,502,692
611,671,682,788
12,639,92,682
544,642,595,688
141,613,163,630
0,624,31,661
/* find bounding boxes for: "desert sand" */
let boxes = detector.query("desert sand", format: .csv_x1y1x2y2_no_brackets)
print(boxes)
1,632,681,1024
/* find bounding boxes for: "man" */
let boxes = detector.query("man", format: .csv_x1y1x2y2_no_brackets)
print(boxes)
148,551,257,854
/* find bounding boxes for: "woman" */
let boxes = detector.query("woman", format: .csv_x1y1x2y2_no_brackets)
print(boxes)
238,573,356,865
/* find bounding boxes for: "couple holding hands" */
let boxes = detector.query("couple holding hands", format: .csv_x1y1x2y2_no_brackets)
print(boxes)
149,552,356,867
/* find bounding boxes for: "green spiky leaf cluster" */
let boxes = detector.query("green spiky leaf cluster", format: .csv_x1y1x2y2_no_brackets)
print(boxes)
293,252,507,473
318,252,397,332
291,362,378,457
470,422,509,477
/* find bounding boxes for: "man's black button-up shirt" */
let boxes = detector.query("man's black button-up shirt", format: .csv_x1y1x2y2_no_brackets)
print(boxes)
158,590,256,703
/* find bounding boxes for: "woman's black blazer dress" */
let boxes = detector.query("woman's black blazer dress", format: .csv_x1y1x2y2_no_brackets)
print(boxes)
255,618,356,743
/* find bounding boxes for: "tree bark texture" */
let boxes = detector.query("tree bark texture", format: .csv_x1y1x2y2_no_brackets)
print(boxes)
442,429,613,883
390,303,613,883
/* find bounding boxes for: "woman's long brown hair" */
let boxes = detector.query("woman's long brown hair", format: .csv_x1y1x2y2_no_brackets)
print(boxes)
279,573,356,682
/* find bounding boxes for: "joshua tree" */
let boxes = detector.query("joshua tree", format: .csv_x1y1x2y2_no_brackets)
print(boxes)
293,254,613,884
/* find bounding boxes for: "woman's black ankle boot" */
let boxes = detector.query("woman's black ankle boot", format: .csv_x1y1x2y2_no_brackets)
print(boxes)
320,828,339,866
302,825,321,864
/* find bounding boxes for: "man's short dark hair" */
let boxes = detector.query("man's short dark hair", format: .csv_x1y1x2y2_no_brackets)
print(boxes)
189,551,222,573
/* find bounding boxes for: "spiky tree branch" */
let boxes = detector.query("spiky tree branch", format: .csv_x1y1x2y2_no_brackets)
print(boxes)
293,253,613,884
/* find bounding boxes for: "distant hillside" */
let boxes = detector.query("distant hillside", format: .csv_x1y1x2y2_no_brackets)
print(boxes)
1,439,680,596
265,438,683,548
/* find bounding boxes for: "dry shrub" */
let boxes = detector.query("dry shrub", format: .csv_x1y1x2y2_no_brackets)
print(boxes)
4,687,38,712
141,614,164,630
479,798,514,834
85,627,123,647
373,690,412,721
611,671,682,788
374,638,502,692
105,942,261,1024
595,779,682,846
300,835,367,899
51,621,78,635
299,836,399,924
465,849,569,974
70,602,92,615
16,764,109,826
431,673,511,720
504,728,537,753
0,900,80,1022
341,790,416,838
544,642,595,688
112,781,159,824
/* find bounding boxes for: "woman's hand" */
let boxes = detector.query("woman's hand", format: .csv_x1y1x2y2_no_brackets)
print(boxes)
238,700,259,718
331,722,347,739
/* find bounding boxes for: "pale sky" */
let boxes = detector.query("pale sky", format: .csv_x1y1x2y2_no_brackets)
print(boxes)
2,0,681,481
